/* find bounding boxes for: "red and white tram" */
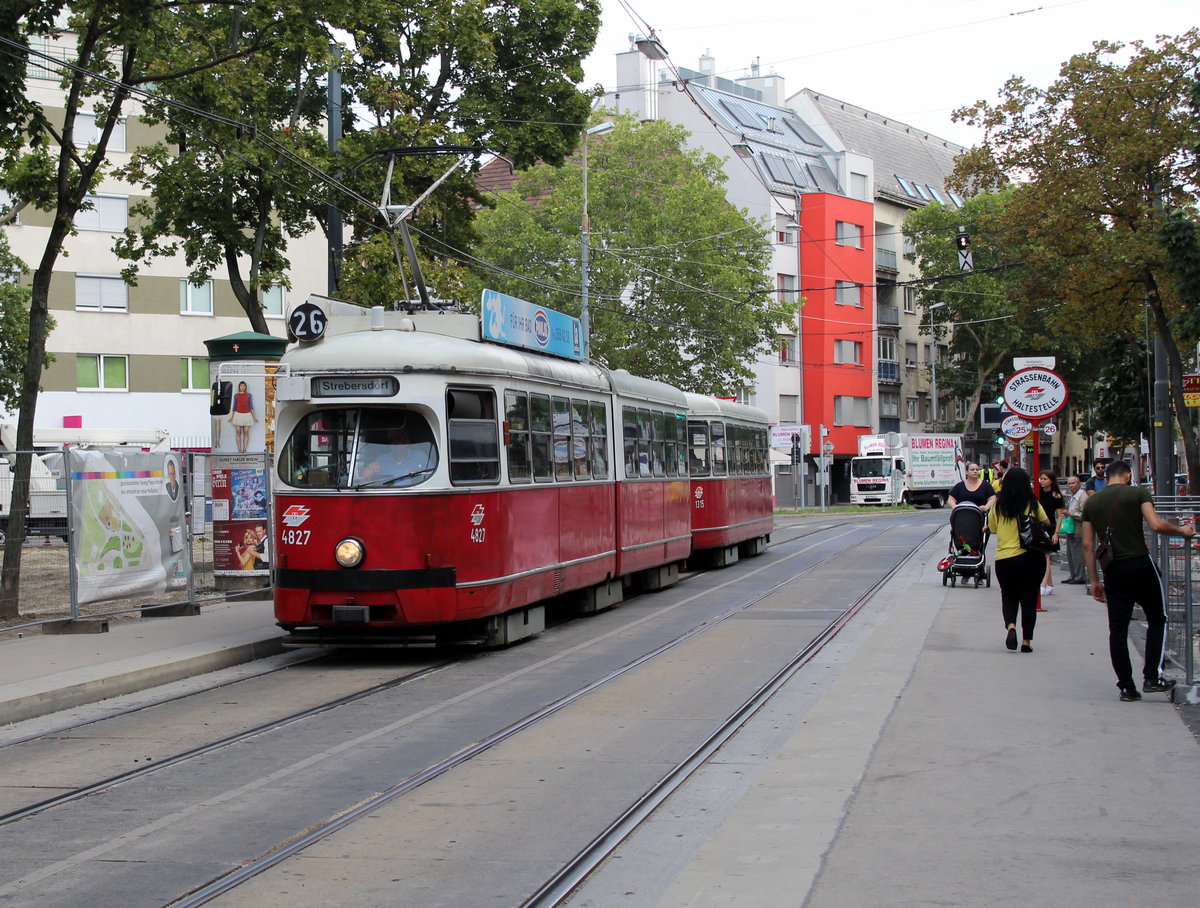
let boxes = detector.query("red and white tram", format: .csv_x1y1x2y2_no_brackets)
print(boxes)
684,393,774,566
271,308,772,646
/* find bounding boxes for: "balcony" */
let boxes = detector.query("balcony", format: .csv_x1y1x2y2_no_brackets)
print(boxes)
878,304,899,327
876,247,899,272
878,359,901,384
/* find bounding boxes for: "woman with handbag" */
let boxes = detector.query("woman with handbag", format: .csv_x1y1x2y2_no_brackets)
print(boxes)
987,467,1053,653
1036,470,1065,595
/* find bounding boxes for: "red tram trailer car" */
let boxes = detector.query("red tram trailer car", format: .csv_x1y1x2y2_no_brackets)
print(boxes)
271,308,772,646
684,393,775,566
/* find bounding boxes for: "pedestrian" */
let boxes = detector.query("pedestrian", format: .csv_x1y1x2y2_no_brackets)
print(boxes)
1084,461,1107,496
993,459,1009,492
1060,474,1087,584
987,466,1051,653
1082,460,1195,701
948,463,997,511
1036,470,1065,596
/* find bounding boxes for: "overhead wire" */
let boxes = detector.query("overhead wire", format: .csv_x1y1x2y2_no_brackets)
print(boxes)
4,27,1033,349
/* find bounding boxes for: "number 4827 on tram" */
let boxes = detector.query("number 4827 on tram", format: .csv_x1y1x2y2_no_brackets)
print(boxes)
270,304,773,647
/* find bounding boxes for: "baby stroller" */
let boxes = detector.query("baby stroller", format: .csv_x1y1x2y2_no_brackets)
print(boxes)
940,502,991,588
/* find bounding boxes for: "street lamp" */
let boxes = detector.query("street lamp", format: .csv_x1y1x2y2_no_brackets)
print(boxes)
929,302,946,430
581,121,614,359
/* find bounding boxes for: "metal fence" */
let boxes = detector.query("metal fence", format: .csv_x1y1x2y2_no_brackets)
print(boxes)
1153,496,1198,686
0,450,270,634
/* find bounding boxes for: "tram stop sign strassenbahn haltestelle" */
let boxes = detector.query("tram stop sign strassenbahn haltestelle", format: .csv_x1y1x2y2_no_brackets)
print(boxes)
1001,367,1068,421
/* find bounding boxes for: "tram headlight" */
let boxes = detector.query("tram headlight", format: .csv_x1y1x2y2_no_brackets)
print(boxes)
334,537,365,568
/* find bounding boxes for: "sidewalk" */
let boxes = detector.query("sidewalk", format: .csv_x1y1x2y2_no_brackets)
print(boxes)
1,544,1197,907
642,543,1200,907
0,599,283,725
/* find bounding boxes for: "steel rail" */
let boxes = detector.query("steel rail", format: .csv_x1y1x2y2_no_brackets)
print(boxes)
521,524,940,907
0,660,457,826
0,649,329,750
167,520,914,908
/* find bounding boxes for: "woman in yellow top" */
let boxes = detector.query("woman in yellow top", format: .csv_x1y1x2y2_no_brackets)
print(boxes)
986,466,1053,653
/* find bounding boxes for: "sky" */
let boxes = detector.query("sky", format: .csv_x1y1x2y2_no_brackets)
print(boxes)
582,0,1197,148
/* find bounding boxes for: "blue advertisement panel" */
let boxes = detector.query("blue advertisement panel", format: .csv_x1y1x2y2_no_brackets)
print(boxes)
481,289,584,361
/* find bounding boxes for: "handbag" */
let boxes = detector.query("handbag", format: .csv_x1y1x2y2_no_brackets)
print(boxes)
1018,512,1059,554
1093,499,1117,572
1095,530,1114,571
1060,516,1076,535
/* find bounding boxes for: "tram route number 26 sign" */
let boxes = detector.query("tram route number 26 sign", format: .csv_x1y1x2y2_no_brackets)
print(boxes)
1002,368,1068,420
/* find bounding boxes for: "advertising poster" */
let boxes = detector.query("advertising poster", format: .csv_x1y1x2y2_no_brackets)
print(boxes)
68,449,190,605
211,362,278,455
211,453,270,576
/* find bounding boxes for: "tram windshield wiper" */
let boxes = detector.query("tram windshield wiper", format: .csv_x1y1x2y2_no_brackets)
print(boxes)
353,467,435,490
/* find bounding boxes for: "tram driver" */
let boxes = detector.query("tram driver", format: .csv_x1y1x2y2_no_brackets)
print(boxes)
356,423,435,487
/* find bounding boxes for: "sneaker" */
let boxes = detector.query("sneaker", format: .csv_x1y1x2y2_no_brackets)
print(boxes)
1044,585,1054,595
1039,586,1048,596
1119,688,1142,702
1143,678,1177,694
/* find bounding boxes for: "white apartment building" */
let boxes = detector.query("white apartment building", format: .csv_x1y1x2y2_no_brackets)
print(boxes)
3,40,325,447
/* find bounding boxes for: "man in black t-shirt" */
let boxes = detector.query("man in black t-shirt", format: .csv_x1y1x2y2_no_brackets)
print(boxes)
1082,461,1194,701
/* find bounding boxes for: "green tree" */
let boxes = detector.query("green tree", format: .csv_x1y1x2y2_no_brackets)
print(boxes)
1090,335,1151,450
114,0,601,329
0,0,302,616
0,233,49,412
468,115,794,393
951,29,1200,489
903,190,1044,431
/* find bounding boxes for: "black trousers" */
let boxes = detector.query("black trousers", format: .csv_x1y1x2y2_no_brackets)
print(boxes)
1102,555,1168,688
994,550,1043,640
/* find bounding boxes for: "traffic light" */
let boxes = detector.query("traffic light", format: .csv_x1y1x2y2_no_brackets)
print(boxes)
955,231,970,252
994,373,1005,405
994,434,1006,447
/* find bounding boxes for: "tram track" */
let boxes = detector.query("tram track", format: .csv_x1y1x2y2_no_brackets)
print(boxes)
526,523,940,907
0,660,457,826
0,516,938,906
0,519,862,824
0,649,332,751
169,519,938,907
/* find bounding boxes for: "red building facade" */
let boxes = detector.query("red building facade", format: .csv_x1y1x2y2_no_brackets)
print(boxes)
798,193,876,457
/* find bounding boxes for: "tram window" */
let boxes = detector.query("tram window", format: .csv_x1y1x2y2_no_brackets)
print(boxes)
505,390,532,482
279,409,358,488
447,387,499,484
352,409,438,488
729,424,743,475
531,393,553,481
571,400,590,478
663,412,683,477
622,407,638,477
711,421,727,476
552,397,572,480
689,421,710,476
589,402,609,478
638,409,654,476
652,411,667,476
676,414,689,475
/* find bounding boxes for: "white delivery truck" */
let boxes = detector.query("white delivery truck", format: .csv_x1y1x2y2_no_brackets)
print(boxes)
0,424,171,543
849,432,965,508
0,429,69,543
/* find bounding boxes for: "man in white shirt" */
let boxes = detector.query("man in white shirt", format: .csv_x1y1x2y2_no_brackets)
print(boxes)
1060,474,1087,583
